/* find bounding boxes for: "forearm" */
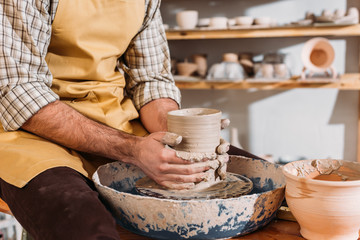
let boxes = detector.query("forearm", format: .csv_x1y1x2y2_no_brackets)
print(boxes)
139,98,179,133
21,100,139,163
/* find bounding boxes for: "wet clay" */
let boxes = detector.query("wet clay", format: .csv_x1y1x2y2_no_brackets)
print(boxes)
310,159,360,181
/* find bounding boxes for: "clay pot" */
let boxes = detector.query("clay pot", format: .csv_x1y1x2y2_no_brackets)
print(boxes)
192,54,207,77
274,63,288,78
222,53,238,63
209,17,228,29
176,10,198,29
301,37,335,73
235,16,254,26
283,159,360,240
198,18,210,27
176,62,198,76
260,63,274,78
254,17,272,26
167,108,221,153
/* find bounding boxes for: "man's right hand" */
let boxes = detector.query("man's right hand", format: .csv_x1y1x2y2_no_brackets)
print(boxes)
130,132,210,190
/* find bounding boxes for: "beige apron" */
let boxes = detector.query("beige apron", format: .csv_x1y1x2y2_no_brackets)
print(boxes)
0,0,146,188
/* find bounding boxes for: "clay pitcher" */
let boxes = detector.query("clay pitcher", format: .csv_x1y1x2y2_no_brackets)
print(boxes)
167,108,221,153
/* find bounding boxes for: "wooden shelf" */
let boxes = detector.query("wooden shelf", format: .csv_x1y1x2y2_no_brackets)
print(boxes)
175,73,360,90
166,24,360,40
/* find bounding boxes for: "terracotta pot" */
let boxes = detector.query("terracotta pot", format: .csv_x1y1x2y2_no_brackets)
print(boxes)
176,62,198,76
283,159,360,240
176,10,198,29
167,108,221,153
301,37,335,73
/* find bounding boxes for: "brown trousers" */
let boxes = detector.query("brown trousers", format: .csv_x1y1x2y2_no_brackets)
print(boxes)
0,167,120,240
0,146,260,240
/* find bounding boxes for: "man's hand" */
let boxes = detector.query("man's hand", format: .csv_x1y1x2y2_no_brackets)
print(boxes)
131,132,210,189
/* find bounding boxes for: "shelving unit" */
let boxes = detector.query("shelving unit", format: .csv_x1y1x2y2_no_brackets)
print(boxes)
166,21,360,162
174,74,360,90
166,24,360,40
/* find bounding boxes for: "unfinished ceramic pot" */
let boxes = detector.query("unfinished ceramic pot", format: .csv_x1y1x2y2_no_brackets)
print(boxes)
93,156,285,240
176,62,198,77
167,108,221,153
283,159,360,240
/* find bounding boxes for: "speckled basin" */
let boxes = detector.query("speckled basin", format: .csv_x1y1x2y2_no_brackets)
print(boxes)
93,156,285,239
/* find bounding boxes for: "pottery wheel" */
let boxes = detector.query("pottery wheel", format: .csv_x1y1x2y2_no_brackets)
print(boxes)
135,173,253,200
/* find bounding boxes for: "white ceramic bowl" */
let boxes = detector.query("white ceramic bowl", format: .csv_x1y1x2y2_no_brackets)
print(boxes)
198,18,210,27
283,159,360,240
209,17,228,29
254,17,272,26
235,16,254,26
176,10,198,29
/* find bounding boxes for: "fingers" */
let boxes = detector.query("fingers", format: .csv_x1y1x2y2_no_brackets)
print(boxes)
220,118,230,130
216,138,230,154
159,160,219,175
161,132,182,147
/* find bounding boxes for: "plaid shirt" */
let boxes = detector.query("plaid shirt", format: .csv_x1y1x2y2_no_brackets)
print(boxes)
0,0,180,131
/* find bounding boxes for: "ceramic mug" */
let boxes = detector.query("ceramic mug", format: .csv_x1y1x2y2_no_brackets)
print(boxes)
176,10,198,29
167,108,221,153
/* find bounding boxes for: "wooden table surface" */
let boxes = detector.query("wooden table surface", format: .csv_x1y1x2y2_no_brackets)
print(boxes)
116,219,304,240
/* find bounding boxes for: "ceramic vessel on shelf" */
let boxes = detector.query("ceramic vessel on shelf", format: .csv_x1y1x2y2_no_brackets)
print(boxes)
227,18,236,27
207,53,246,81
283,159,360,240
176,62,198,76
239,53,254,76
235,16,254,26
259,64,274,78
301,37,336,79
254,17,272,26
209,17,228,29
192,54,207,77
198,18,210,27
254,52,291,79
93,156,285,240
176,10,198,29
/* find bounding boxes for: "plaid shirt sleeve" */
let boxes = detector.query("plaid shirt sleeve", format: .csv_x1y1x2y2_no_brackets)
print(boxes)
0,0,59,131
119,0,181,110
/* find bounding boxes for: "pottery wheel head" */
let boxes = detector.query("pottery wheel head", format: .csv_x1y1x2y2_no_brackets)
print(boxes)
135,173,253,200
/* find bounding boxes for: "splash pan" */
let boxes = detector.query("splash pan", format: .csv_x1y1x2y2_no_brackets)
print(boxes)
93,156,285,239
